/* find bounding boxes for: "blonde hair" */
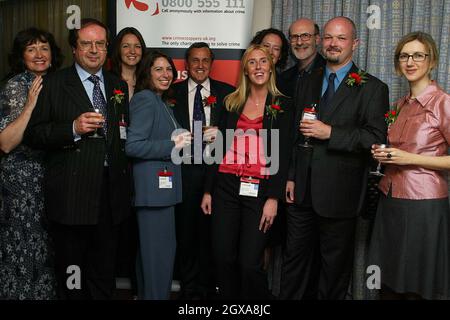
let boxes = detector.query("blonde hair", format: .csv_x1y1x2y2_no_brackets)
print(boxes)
224,44,283,112
394,31,438,76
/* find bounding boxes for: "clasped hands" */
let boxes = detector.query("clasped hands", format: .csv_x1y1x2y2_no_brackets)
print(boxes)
299,119,331,140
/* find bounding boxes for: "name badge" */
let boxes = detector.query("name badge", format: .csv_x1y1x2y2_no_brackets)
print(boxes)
119,118,127,140
239,177,259,197
158,170,173,189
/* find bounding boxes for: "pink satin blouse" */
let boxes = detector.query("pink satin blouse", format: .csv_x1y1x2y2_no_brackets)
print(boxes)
378,82,450,200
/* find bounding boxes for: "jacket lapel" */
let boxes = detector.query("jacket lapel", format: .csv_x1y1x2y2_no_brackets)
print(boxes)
103,70,116,144
174,81,190,130
64,65,93,113
321,63,358,122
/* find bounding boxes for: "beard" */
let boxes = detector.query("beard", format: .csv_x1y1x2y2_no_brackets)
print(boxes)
323,47,341,64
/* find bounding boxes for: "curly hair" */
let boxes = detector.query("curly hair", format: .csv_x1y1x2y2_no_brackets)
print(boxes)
110,27,147,78
250,28,289,70
7,27,63,78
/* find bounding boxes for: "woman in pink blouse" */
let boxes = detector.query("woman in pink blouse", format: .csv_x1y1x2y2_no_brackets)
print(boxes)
200,45,293,299
369,32,450,300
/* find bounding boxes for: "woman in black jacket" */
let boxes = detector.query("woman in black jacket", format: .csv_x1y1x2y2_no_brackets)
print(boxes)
201,44,292,299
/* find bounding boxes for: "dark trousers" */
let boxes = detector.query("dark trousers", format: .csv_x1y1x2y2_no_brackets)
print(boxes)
175,165,214,297
280,186,357,300
51,170,119,300
212,173,271,300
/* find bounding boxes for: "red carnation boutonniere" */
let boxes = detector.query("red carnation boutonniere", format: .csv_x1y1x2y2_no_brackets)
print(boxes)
265,101,284,120
110,89,125,107
345,69,368,87
166,98,177,108
203,95,217,108
385,106,400,126
110,89,125,115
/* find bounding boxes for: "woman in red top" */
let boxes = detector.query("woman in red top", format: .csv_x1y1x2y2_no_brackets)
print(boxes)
369,32,450,300
201,45,292,299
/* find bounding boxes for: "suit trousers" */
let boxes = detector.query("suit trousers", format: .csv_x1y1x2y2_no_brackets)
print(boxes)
136,206,176,300
51,169,119,300
280,183,357,300
212,173,272,300
175,164,214,297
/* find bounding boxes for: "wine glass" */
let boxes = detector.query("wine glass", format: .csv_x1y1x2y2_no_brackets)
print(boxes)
89,108,103,139
369,144,387,176
298,104,317,148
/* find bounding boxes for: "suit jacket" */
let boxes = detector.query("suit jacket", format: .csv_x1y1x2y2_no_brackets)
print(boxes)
278,54,326,99
170,78,235,191
205,94,294,200
25,65,132,225
171,78,235,132
290,63,389,218
125,89,182,207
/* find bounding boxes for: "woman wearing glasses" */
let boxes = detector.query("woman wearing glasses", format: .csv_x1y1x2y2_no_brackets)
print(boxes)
369,32,450,299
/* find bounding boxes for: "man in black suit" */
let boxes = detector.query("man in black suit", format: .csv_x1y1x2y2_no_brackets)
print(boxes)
278,18,326,100
25,19,131,299
171,42,234,299
280,17,389,300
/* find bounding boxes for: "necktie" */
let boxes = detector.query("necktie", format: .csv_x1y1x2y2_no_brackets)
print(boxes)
193,84,205,127
320,72,336,115
88,74,107,137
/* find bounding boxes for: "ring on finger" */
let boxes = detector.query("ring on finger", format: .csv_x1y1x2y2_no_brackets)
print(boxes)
387,152,392,159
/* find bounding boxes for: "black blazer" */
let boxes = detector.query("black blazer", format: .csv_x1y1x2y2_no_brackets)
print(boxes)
290,63,389,218
171,78,235,131
205,94,293,200
25,65,132,225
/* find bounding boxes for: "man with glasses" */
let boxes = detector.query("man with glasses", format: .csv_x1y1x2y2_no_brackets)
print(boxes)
278,18,326,100
25,18,132,299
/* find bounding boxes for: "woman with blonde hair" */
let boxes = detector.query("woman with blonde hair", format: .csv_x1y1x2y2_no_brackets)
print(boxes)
201,44,293,299
369,31,450,300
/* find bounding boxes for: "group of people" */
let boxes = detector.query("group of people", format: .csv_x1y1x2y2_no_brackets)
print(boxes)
0,14,449,301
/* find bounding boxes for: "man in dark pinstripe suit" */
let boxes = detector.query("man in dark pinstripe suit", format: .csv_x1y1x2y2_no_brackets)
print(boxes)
25,19,131,299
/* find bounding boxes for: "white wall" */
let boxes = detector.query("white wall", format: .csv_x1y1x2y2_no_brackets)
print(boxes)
251,0,272,37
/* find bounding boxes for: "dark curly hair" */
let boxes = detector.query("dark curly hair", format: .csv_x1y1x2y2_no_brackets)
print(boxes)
250,28,289,70
135,50,177,97
110,27,147,78
7,27,63,77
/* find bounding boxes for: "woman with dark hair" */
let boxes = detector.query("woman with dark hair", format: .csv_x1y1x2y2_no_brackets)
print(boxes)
126,51,191,299
110,27,146,99
200,45,292,299
0,27,63,300
109,27,146,299
250,28,289,72
369,31,450,300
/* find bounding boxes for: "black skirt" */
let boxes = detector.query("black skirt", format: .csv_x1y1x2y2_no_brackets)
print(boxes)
368,193,450,299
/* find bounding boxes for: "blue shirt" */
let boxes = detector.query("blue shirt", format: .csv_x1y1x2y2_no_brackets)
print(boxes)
73,64,106,141
75,63,106,105
321,61,353,96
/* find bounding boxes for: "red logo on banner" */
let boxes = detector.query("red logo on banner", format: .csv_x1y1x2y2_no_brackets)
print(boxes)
124,0,160,15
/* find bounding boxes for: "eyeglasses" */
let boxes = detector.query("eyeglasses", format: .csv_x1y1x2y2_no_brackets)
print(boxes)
78,40,108,51
398,52,429,62
289,33,316,42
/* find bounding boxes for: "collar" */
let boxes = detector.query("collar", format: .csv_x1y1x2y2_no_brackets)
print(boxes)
406,80,441,108
75,63,104,83
188,78,211,94
324,61,353,83
298,53,318,74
